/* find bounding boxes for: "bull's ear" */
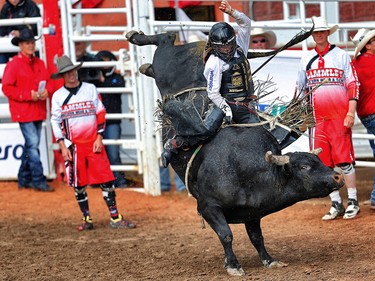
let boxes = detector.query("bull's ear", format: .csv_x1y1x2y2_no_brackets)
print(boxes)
310,147,322,155
265,151,290,165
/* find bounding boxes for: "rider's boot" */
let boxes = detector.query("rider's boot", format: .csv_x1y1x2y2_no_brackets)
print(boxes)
161,139,178,168
279,132,299,149
269,126,301,150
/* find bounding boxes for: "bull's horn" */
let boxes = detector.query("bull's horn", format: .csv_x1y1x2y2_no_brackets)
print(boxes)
310,147,322,155
265,151,290,165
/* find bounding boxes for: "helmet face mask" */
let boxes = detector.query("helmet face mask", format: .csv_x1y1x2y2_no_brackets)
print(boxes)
209,22,237,62
212,37,236,61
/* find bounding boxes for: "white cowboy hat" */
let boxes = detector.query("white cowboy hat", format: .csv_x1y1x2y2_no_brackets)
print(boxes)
311,16,338,35
250,28,276,48
352,28,375,57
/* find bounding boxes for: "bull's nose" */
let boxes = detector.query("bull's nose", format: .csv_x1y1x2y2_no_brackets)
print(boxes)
333,173,344,187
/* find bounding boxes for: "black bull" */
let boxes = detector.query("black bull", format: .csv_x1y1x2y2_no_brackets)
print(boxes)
126,31,344,276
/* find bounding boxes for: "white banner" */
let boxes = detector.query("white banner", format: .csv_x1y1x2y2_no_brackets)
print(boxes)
0,123,53,180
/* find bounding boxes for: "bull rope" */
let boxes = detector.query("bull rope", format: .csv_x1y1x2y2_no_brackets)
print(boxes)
184,144,206,229
173,87,207,98
173,87,276,128
224,117,276,128
184,144,203,195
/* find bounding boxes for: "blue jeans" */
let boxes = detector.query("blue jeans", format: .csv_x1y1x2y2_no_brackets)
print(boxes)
160,167,186,192
104,123,126,186
18,121,46,187
360,114,375,203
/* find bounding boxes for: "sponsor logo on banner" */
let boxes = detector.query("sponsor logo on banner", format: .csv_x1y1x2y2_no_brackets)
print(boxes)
0,125,51,179
0,144,23,160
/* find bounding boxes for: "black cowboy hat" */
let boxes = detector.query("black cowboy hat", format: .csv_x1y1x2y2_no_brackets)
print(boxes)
51,55,83,79
95,50,117,61
11,27,40,46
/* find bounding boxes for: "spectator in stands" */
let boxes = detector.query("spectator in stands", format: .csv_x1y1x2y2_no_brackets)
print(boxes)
295,16,360,220
0,0,41,63
160,167,186,193
250,28,277,49
50,55,136,230
352,28,375,210
74,37,103,86
95,50,129,188
2,27,54,192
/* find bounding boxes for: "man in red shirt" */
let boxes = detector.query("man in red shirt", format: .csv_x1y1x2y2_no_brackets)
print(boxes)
2,27,54,192
352,28,375,210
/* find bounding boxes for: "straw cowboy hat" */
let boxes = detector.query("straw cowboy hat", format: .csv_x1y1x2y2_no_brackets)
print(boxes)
51,55,83,79
352,28,375,57
311,16,338,35
250,28,277,48
11,27,40,46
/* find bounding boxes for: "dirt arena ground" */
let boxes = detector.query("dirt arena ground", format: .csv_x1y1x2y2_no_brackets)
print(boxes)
1,168,375,281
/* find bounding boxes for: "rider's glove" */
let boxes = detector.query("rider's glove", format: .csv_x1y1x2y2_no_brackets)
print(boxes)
219,100,232,124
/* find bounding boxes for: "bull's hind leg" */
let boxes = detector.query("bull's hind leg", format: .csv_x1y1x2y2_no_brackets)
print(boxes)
139,63,155,78
199,204,245,276
245,219,288,268
125,31,176,47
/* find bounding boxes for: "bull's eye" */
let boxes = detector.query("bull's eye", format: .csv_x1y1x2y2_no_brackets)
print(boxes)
301,165,309,170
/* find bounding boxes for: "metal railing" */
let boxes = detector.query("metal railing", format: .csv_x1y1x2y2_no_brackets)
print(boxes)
144,1,375,169
1,1,373,184
60,0,163,195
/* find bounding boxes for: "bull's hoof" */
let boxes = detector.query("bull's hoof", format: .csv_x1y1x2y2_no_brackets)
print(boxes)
268,261,289,268
139,63,155,78
125,30,138,40
226,267,245,276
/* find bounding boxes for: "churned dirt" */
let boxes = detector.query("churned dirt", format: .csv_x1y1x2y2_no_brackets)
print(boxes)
0,168,375,281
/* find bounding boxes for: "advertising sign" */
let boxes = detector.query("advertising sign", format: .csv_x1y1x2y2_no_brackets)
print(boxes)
0,123,54,180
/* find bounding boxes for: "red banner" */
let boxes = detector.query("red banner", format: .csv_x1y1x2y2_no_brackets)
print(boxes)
169,1,202,9
73,0,104,8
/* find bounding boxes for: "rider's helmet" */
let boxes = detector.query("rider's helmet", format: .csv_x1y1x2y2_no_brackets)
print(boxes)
209,22,237,62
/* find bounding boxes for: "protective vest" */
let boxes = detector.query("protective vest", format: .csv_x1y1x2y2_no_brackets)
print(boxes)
220,50,254,100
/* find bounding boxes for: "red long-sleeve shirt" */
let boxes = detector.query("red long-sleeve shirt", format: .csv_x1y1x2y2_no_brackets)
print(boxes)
352,52,375,118
2,53,52,122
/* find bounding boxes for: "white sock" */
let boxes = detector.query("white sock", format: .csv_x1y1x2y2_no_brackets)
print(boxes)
329,190,341,203
347,187,358,200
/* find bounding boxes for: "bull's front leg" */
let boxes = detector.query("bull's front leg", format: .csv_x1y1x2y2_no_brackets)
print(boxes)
244,219,288,268
199,204,245,276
